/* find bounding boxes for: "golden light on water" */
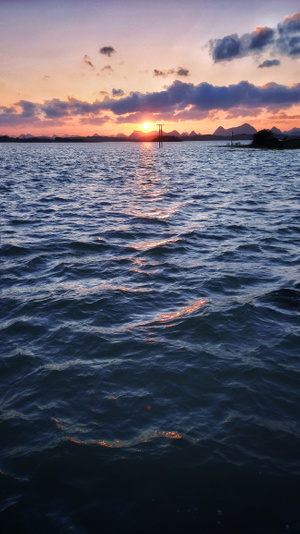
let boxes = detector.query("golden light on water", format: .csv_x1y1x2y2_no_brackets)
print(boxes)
156,299,206,323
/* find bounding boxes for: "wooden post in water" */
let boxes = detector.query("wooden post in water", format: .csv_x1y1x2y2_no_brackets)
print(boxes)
158,123,163,148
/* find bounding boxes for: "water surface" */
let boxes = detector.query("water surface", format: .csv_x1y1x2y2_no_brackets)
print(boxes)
1,142,299,533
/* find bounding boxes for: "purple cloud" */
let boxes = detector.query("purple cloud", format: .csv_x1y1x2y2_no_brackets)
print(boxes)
41,99,69,118
1,80,300,128
249,27,275,50
176,67,190,77
277,13,300,56
112,88,124,96
209,13,299,61
98,80,300,116
258,59,280,68
153,67,190,77
17,100,40,117
210,34,242,61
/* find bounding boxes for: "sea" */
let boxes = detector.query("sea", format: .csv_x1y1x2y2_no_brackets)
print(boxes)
0,141,299,534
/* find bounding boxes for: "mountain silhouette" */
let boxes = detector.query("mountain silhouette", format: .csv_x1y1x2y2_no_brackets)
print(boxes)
213,123,257,136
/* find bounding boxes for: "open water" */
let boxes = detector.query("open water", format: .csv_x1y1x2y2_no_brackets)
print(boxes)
0,141,299,533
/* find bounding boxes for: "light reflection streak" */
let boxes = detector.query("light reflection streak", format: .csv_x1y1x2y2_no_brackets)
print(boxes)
124,203,182,220
62,282,153,294
119,144,185,222
53,419,200,448
156,299,206,323
130,237,181,251
128,297,206,330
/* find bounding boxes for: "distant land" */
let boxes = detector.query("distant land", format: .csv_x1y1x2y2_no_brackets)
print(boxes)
1,123,299,143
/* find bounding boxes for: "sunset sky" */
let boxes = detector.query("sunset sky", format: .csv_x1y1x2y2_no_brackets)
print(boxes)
1,0,299,136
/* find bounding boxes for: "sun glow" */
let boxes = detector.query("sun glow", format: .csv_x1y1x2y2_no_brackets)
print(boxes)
142,122,151,131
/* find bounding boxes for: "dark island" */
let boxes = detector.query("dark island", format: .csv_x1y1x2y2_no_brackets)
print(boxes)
250,129,300,149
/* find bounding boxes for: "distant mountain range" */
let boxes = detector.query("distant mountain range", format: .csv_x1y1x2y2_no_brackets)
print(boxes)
123,123,300,140
1,123,300,142
213,123,257,136
213,123,300,138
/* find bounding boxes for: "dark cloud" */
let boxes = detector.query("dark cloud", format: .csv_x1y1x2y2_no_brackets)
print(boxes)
83,55,95,69
154,67,190,77
209,13,299,62
249,27,275,50
1,81,299,127
19,100,39,117
0,106,25,126
101,65,114,74
154,68,175,77
0,103,63,128
210,34,242,61
98,80,300,116
100,46,116,57
41,99,70,118
209,27,274,62
258,59,280,68
68,98,103,116
176,67,190,77
112,88,124,96
277,13,300,56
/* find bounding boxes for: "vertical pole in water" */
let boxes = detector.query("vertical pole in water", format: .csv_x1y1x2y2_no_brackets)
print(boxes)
158,124,163,148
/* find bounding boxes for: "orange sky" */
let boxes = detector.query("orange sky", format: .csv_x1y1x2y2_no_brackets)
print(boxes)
1,0,299,136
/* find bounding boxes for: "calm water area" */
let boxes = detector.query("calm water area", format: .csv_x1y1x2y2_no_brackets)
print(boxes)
1,141,300,533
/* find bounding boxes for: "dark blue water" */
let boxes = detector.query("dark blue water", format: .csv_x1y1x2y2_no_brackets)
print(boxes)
1,142,299,533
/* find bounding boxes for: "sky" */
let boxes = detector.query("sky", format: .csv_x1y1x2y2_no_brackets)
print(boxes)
0,0,299,136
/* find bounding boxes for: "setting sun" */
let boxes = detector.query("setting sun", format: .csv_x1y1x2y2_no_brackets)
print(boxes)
142,122,151,131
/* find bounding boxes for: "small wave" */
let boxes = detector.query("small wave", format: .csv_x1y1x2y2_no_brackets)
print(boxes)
124,203,183,221
68,240,107,252
129,237,181,251
257,288,300,311
1,244,30,257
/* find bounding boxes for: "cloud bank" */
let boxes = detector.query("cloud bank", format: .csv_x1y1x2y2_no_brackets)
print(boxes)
97,80,300,116
1,80,299,128
209,12,300,62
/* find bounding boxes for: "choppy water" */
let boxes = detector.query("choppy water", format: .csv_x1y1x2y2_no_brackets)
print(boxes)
1,141,299,533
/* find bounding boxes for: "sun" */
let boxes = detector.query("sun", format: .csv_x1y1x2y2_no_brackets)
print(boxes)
142,122,151,131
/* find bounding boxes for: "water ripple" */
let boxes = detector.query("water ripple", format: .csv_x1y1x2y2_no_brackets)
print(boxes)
1,142,299,533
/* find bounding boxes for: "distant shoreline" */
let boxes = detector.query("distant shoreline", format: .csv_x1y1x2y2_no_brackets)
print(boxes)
1,132,299,148
0,134,255,143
